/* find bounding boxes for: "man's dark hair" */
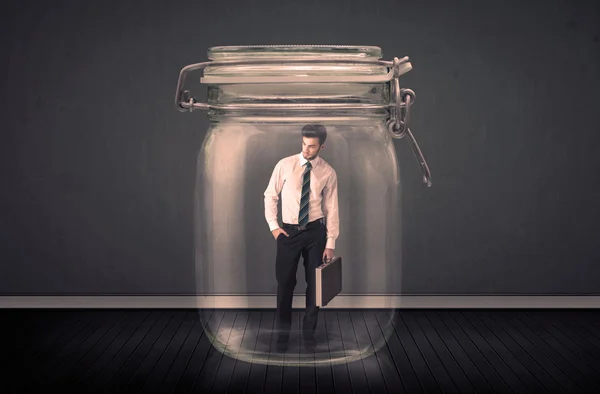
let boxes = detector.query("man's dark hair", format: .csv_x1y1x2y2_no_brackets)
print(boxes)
301,124,327,145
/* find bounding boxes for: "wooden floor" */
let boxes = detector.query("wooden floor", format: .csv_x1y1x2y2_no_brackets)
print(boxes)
2,309,600,393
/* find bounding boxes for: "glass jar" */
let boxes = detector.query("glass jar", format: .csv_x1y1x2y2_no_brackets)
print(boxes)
174,45,431,367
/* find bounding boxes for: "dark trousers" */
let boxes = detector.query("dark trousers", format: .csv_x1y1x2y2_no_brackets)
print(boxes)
275,219,327,333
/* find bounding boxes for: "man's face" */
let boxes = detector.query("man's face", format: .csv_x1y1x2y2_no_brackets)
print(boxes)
302,137,323,160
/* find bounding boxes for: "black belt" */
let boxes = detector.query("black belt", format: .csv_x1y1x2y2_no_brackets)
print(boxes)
283,218,323,231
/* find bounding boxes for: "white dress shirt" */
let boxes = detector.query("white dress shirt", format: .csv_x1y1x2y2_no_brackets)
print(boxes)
264,152,339,250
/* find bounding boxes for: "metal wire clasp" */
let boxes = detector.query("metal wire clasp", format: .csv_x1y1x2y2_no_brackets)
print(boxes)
174,55,432,186
385,57,432,187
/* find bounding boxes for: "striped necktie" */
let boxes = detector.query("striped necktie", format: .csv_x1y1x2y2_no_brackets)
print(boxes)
299,161,312,226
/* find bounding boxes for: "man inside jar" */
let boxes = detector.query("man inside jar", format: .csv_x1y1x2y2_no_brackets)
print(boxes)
264,123,340,352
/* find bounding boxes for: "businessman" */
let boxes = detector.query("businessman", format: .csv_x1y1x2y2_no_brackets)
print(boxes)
264,124,339,351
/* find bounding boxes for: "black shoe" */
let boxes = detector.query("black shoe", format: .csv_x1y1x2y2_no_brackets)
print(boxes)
276,331,289,352
303,330,316,352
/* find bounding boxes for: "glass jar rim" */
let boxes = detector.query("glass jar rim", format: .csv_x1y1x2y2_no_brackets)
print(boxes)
207,45,383,60
199,45,411,84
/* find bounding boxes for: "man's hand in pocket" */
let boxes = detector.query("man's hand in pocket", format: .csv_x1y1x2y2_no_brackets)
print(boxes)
271,228,289,240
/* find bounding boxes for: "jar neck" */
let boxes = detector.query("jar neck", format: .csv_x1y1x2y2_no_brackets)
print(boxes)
207,83,390,107
207,107,390,122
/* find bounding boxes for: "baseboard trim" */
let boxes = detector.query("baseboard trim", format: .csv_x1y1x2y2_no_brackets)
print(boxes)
1,295,600,308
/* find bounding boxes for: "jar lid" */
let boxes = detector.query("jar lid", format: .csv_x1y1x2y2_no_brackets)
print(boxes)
207,45,383,60
200,45,411,84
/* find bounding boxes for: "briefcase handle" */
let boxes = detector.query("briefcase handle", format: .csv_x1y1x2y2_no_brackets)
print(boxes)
320,256,341,268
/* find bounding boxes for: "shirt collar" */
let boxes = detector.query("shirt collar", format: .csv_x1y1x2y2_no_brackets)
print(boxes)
298,152,320,168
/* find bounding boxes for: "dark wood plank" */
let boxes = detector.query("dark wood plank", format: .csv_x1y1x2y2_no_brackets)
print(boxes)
86,310,165,394
155,310,209,394
245,311,274,394
338,311,370,394
171,310,224,393
227,310,261,394
375,310,422,393
447,311,531,393
390,310,443,393
115,310,189,393
514,311,600,389
43,310,131,392
401,311,462,393
4,309,77,357
544,311,600,339
475,311,572,393
459,310,547,393
103,310,178,393
314,310,335,394
10,311,95,368
189,310,236,393
281,310,301,394
72,310,153,391
436,311,513,393
422,311,493,393
10,310,112,393
68,310,153,391
139,310,199,393
3,309,81,388
326,311,352,394
483,310,586,394
262,310,284,394
527,311,600,358
362,311,405,394
527,310,600,357
410,311,476,393
550,310,600,325
29,311,115,380
209,311,249,394
492,310,597,392
191,310,238,393
551,312,600,343
350,310,388,394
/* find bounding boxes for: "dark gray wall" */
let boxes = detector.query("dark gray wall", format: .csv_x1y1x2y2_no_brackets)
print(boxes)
1,0,599,295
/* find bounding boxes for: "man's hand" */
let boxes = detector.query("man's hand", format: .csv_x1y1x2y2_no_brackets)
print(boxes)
271,228,289,240
322,248,335,263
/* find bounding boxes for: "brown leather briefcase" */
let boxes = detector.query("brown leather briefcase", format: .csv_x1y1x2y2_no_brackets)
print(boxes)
315,256,342,307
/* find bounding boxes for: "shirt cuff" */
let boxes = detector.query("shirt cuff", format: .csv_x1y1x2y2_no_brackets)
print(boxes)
268,221,280,232
326,237,335,250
